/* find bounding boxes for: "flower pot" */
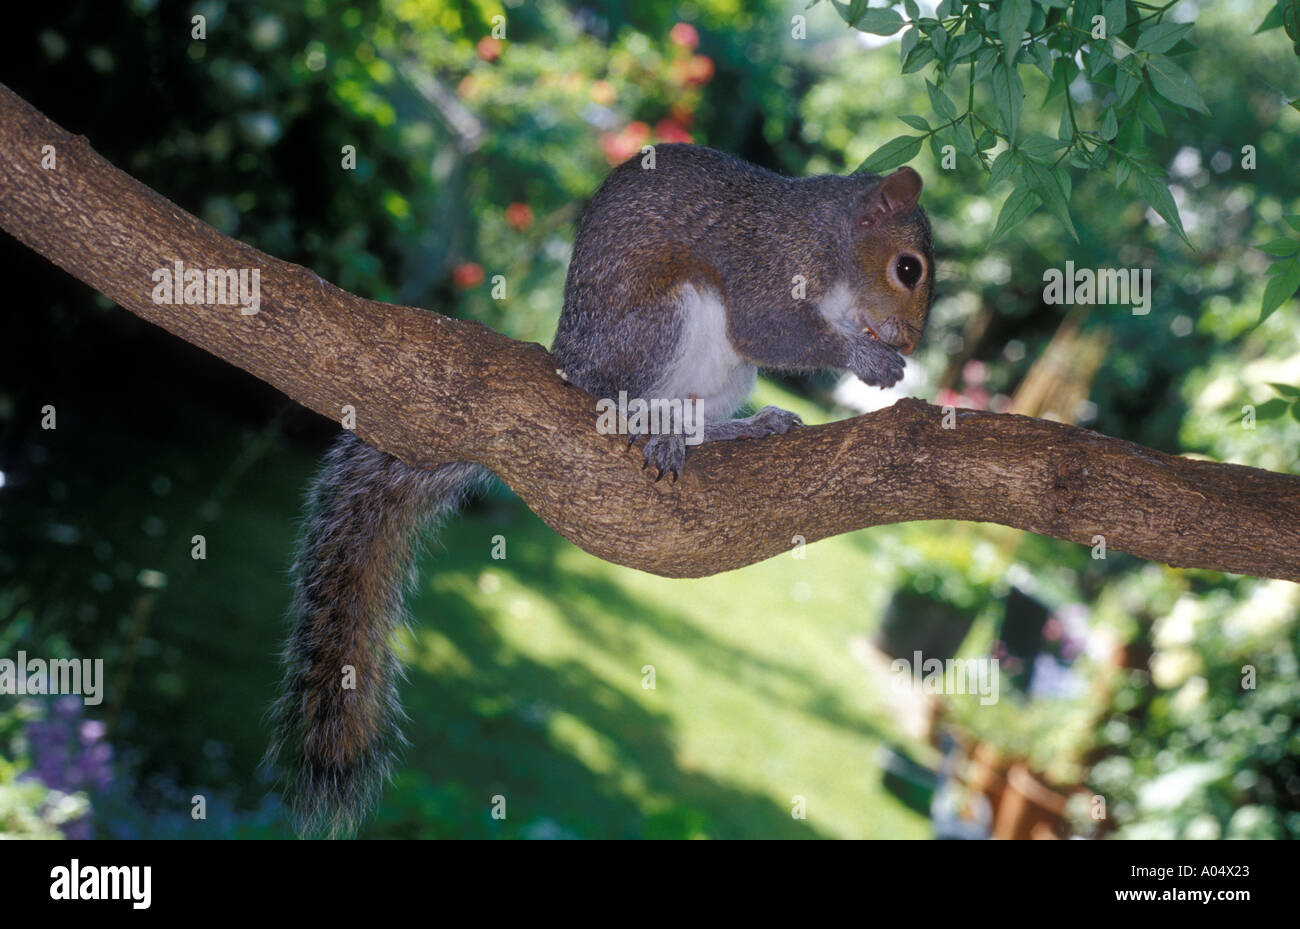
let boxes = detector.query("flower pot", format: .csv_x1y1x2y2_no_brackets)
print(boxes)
874,588,978,663
965,740,1010,817
993,762,1070,840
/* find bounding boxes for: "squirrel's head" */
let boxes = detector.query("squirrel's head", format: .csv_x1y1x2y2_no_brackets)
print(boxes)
849,166,934,355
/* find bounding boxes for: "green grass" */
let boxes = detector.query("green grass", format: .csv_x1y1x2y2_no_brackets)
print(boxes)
384,502,932,838
368,381,933,838
5,379,939,838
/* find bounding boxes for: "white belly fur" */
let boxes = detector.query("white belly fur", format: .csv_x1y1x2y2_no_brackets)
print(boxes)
653,283,756,422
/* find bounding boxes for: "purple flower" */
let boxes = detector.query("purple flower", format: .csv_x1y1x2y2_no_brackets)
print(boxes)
20,697,117,837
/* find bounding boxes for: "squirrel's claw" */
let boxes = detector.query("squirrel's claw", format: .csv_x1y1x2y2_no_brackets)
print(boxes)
642,433,686,481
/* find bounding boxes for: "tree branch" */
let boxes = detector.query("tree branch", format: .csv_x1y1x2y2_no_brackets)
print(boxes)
2,82,1298,582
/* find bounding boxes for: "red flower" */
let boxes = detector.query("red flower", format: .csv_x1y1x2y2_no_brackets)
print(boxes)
452,262,484,288
476,37,502,62
685,55,714,86
600,121,652,165
654,119,692,144
505,202,534,231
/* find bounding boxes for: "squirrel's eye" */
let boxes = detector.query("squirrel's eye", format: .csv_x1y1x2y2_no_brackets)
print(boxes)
894,254,924,290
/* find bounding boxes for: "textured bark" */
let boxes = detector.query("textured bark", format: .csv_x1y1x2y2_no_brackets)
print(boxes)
2,82,1298,582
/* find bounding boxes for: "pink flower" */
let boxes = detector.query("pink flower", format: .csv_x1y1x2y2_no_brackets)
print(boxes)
670,22,700,51
962,359,988,387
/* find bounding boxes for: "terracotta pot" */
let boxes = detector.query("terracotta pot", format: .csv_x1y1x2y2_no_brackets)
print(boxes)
993,763,1070,840
965,741,1010,818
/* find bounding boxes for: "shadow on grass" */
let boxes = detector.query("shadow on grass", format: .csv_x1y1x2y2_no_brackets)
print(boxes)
370,489,901,839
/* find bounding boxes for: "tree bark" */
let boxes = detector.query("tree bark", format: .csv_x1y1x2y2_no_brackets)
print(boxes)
1,83,1297,582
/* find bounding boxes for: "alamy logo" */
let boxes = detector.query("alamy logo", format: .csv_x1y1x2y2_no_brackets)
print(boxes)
151,260,261,315
0,652,103,705
50,859,151,909
890,652,1000,705
1042,260,1152,315
595,391,704,445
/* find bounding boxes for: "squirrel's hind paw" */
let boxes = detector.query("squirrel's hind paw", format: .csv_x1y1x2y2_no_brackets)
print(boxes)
642,433,686,480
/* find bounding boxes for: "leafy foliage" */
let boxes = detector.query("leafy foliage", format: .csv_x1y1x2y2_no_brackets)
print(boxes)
844,1,1208,247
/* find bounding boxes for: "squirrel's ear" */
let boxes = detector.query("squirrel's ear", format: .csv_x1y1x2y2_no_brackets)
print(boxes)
860,166,923,225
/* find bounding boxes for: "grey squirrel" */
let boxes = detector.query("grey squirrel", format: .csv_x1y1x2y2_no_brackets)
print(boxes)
267,143,934,836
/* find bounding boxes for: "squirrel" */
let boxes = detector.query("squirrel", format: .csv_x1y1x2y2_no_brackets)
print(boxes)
267,143,934,836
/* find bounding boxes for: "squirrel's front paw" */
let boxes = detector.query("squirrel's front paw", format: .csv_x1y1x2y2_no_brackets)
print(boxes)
705,406,803,442
642,433,686,480
751,406,802,436
849,338,905,388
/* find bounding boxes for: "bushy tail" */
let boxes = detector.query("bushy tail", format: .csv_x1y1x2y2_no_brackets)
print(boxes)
267,432,485,837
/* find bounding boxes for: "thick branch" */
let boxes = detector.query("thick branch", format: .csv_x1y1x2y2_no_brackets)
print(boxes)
2,82,1298,582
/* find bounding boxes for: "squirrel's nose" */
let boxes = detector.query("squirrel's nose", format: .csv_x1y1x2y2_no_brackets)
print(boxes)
877,315,915,354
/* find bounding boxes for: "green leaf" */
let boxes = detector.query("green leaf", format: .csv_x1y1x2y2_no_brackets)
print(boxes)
853,6,907,34
1101,0,1127,36
832,0,870,27
905,0,920,20
1257,237,1300,257
1025,159,1078,240
1135,22,1194,54
942,121,976,158
1261,258,1300,320
1117,106,1145,150
1028,3,1047,34
977,130,997,151
1029,42,1053,78
1269,382,1300,398
1254,397,1291,419
900,25,919,63
1256,3,1284,33
1146,55,1210,114
1134,166,1192,248
1100,106,1118,140
858,135,924,173
992,63,1024,141
1115,61,1142,105
902,40,937,73
974,47,999,82
991,187,1042,242
1000,0,1033,66
988,148,1019,189
1291,400,1300,423
927,80,959,121
1136,90,1166,134
1053,162,1073,202
898,113,931,131
951,30,983,61
1115,157,1132,188
1085,43,1116,80
931,23,949,57
1284,214,1300,233
1019,132,1070,163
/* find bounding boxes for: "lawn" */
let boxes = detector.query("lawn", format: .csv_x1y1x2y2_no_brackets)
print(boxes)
5,376,935,838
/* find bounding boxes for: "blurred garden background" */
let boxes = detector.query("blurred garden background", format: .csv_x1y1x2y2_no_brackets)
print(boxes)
1,0,1298,839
